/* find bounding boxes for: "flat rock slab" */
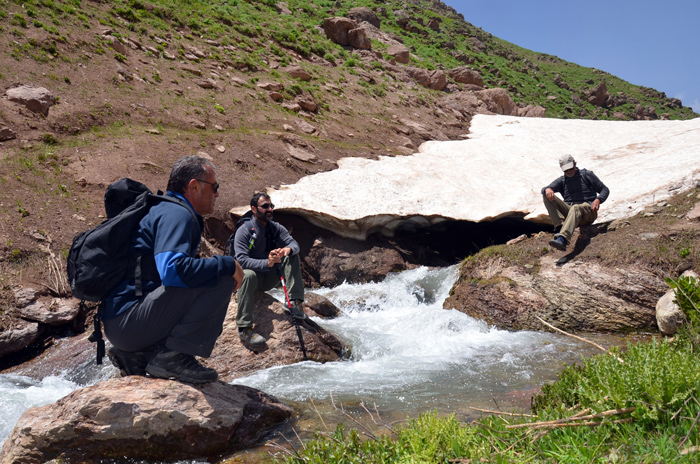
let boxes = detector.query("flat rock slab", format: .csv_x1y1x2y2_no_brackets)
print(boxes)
0,377,292,464
242,115,700,239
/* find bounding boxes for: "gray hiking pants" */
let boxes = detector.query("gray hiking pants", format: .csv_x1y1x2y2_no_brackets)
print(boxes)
104,275,234,358
236,254,304,329
542,194,597,242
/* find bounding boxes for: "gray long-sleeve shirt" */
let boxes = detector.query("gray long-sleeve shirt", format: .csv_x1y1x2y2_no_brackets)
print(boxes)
233,216,300,273
541,168,610,205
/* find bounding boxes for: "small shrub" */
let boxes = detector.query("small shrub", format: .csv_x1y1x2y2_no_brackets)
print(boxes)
214,104,225,114
41,133,58,145
114,52,127,63
11,14,28,28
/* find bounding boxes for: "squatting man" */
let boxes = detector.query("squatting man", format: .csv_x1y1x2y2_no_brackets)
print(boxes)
103,155,244,384
233,192,307,346
541,154,610,251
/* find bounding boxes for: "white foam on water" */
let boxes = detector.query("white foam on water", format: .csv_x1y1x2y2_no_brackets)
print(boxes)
235,266,589,409
0,374,79,443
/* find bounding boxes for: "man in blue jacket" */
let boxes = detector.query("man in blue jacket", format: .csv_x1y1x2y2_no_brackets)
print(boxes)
233,193,306,346
103,156,244,384
542,154,610,251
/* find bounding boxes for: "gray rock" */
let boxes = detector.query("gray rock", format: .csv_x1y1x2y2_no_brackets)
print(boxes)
0,126,17,141
285,65,312,81
0,378,293,463
17,299,80,326
0,319,40,358
386,44,410,63
656,290,687,336
6,85,57,116
346,6,380,28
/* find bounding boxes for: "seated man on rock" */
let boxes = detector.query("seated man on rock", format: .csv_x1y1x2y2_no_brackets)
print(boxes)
233,193,307,346
104,155,244,384
542,154,610,251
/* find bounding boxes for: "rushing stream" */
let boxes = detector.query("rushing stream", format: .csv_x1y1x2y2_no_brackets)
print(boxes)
0,265,629,461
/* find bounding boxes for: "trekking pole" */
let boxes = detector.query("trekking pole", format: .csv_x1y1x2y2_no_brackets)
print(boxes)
275,263,308,361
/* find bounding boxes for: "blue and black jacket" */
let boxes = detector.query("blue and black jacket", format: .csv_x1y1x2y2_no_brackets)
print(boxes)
103,192,237,319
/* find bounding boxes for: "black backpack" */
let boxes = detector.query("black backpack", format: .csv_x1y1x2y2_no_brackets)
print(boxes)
66,178,197,363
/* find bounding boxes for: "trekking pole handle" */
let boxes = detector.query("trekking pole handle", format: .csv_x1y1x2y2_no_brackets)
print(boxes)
274,263,293,309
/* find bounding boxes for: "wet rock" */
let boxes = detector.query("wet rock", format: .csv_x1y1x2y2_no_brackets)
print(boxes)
0,377,292,464
205,293,344,380
3,333,94,379
304,292,342,319
304,236,409,287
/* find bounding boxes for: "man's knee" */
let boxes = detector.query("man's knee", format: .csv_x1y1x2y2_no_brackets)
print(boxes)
241,269,258,285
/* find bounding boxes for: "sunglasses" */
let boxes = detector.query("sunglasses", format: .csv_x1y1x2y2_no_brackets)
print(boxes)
196,179,219,193
257,203,275,210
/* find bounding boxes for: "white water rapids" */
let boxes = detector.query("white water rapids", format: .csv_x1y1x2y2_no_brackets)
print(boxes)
233,265,607,415
0,265,617,454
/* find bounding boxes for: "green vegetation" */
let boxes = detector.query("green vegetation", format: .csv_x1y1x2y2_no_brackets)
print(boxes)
0,0,694,121
280,276,700,463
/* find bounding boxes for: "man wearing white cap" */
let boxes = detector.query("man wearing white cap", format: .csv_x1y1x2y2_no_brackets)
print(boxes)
541,154,610,251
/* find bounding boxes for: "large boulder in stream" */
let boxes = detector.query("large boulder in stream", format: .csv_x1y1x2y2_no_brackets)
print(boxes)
0,377,292,464
443,225,666,333
205,292,344,380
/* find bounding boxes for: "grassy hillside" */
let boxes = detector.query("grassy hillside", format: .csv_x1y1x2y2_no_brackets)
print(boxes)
1,0,696,121
0,0,697,307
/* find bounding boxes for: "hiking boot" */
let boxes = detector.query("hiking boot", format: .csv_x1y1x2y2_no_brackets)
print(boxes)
549,235,568,251
145,349,218,384
108,346,148,377
239,327,266,346
284,300,308,320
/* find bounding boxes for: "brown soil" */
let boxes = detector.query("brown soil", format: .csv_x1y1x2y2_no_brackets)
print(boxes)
2,2,697,343
0,4,469,317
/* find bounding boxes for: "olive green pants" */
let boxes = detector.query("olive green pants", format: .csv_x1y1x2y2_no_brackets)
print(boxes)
235,254,304,328
542,194,597,242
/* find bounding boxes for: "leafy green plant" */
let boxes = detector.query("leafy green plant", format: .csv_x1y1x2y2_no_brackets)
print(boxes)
666,275,700,326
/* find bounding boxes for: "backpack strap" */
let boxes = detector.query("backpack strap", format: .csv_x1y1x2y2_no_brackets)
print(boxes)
131,194,200,297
